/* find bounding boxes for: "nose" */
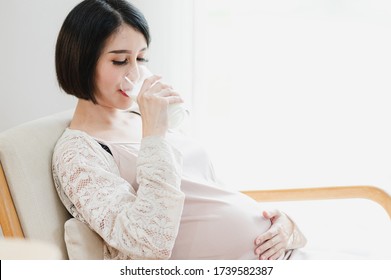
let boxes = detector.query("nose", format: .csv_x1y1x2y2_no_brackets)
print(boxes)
126,65,141,83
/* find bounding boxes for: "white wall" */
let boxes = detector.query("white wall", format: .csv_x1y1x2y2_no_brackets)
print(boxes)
0,0,79,132
131,0,194,107
0,0,193,132
194,0,391,192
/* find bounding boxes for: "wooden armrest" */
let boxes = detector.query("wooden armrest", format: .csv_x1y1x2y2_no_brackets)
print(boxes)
241,185,391,219
0,163,24,237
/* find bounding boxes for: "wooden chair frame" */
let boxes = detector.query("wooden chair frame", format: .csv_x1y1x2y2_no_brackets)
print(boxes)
0,163,24,237
1,161,390,238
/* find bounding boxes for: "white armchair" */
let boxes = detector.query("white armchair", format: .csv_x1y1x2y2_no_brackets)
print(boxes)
0,111,390,259
0,111,73,259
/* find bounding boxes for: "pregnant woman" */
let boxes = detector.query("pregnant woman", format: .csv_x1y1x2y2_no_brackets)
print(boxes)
52,0,306,260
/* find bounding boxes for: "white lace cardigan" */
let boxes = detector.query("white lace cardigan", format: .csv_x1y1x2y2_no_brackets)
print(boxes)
52,128,185,260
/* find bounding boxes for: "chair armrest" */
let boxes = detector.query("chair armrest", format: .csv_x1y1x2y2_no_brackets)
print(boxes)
241,185,391,219
0,163,24,237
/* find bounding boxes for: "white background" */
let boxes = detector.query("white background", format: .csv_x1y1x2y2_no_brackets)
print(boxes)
2,260,391,279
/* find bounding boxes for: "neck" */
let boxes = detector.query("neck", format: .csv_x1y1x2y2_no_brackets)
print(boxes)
70,99,123,130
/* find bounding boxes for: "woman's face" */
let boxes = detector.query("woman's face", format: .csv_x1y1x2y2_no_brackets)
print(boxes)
94,24,148,110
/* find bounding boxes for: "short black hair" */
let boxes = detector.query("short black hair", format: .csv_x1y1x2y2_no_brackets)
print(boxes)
55,0,150,103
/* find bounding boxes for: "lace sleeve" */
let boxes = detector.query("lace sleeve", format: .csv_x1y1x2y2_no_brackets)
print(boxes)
52,132,185,259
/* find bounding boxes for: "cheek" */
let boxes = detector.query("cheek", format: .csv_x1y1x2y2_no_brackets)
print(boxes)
96,67,121,93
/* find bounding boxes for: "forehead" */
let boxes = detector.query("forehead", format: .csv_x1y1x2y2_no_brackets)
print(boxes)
102,24,147,53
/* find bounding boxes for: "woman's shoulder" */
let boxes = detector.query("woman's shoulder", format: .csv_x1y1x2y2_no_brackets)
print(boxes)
54,128,95,151
53,128,111,167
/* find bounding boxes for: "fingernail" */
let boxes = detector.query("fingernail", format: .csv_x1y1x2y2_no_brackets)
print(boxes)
256,239,260,245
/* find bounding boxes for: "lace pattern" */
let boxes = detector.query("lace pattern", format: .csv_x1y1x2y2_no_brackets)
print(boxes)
52,129,185,259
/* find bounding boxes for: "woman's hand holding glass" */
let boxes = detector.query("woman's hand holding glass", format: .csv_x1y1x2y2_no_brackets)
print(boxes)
254,210,295,260
137,76,183,137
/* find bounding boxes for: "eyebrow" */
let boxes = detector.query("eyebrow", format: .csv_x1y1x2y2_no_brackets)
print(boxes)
108,47,147,54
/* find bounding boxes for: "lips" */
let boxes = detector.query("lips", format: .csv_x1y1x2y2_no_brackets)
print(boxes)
119,90,129,97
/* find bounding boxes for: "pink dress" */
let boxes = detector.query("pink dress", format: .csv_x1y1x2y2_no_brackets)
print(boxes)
98,131,273,259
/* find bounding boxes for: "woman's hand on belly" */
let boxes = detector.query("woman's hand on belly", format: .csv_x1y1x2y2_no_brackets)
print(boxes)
253,210,294,260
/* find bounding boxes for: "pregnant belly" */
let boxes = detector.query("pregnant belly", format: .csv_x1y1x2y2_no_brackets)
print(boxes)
170,182,271,259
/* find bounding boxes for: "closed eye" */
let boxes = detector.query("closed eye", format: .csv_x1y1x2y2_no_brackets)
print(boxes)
112,58,148,65
112,59,128,66
137,57,149,63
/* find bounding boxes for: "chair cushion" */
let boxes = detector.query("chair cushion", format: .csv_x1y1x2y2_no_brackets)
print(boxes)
64,218,104,260
0,110,74,259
